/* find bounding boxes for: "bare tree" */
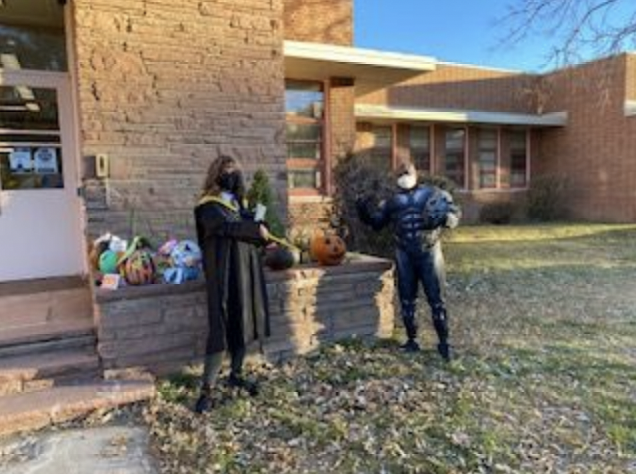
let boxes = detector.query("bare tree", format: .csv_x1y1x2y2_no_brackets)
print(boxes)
499,0,636,66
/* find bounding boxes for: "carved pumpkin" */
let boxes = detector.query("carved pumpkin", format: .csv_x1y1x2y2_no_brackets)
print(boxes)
310,232,347,266
120,249,156,285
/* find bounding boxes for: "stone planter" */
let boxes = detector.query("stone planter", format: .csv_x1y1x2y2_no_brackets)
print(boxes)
93,255,395,373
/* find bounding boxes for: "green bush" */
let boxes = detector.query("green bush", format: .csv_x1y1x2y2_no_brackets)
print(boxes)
479,201,517,224
330,154,394,257
246,169,286,237
526,175,570,221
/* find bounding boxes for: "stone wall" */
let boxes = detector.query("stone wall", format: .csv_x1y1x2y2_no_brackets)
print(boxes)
283,0,353,46
95,256,395,372
70,0,288,240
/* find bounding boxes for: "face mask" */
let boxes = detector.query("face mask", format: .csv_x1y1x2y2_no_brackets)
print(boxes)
397,173,417,190
218,170,242,193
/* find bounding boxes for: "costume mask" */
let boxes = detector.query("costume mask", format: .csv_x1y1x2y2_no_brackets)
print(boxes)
397,173,417,190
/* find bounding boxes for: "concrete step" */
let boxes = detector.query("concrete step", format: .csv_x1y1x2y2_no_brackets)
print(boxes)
0,349,101,396
0,380,155,438
0,320,95,352
0,331,96,359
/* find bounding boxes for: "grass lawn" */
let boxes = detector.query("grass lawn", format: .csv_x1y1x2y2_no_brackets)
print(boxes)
147,223,636,474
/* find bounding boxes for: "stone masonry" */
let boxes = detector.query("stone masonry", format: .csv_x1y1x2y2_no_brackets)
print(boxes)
70,0,288,240
94,256,395,372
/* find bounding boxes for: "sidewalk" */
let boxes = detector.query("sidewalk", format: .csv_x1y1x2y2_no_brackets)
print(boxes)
0,425,158,474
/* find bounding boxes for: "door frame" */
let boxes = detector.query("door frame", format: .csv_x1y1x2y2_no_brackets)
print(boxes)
0,69,87,281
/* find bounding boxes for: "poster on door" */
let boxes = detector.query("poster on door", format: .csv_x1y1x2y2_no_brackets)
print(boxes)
9,147,33,174
34,147,58,174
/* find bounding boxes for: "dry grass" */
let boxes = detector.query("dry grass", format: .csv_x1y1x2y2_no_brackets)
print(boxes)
147,223,636,473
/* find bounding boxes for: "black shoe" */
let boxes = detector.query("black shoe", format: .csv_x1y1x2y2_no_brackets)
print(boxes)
437,343,453,362
228,373,259,397
400,339,421,353
194,392,213,414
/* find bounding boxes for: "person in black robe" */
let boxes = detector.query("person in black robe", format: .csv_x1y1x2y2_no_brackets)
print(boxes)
193,155,271,413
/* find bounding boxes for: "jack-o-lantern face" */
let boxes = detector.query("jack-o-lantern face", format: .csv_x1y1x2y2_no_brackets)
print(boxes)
310,232,347,266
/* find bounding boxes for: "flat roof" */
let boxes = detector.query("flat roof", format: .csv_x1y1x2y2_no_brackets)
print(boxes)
284,41,436,96
355,104,568,127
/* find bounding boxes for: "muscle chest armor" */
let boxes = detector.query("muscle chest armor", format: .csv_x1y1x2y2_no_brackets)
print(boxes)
387,187,440,249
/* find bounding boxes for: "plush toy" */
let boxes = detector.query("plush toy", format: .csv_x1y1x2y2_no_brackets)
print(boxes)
310,231,347,266
98,250,120,275
162,240,202,284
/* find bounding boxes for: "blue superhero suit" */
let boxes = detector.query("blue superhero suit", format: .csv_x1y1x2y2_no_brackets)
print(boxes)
357,185,460,360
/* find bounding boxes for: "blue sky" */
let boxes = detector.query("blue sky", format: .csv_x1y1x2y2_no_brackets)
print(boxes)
354,0,566,73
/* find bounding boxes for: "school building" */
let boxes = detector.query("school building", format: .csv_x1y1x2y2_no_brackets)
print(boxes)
0,0,635,433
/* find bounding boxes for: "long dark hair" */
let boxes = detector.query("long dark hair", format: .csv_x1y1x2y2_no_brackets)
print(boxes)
200,155,242,198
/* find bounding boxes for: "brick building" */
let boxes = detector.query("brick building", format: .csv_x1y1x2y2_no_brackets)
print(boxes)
0,0,635,384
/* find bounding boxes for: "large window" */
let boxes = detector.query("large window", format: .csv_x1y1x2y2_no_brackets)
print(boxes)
509,130,528,188
477,128,498,189
369,125,393,173
285,80,324,191
444,128,466,187
409,125,431,174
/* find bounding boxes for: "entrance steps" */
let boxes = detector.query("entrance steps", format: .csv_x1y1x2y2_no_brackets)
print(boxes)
0,327,155,438
0,279,155,438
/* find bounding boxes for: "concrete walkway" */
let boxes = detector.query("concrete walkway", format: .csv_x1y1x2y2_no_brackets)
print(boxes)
0,425,158,474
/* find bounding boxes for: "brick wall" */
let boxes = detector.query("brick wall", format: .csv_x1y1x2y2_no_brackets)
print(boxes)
70,0,288,241
95,256,395,371
358,63,539,114
534,54,636,221
283,0,353,46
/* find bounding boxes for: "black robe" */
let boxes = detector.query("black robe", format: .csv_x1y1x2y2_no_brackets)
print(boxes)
194,197,270,355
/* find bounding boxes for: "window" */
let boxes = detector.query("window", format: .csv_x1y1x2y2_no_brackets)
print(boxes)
510,130,528,188
409,125,431,174
477,128,498,189
368,125,393,173
444,128,466,187
285,80,324,191
0,86,64,190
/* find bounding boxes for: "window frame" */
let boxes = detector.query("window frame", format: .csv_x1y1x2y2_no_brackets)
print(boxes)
476,127,499,190
408,124,432,175
443,126,467,189
509,129,529,189
285,78,328,197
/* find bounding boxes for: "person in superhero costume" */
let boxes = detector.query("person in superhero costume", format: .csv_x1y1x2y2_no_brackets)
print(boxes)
356,162,460,361
193,155,271,413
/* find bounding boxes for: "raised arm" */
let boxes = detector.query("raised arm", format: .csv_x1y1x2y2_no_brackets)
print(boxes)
356,197,391,231
195,204,266,246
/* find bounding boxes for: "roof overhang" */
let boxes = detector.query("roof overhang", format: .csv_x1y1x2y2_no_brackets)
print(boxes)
284,41,437,97
624,100,636,116
355,104,568,127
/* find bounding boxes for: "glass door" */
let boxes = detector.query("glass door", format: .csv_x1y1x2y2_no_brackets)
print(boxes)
0,70,83,281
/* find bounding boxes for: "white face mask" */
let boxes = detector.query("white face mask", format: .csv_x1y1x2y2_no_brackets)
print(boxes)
397,174,417,190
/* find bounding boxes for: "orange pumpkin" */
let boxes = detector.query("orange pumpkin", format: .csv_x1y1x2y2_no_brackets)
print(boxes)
310,231,347,266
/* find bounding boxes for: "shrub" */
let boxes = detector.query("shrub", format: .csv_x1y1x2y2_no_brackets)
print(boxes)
330,154,394,257
246,169,286,237
479,201,516,224
526,175,570,221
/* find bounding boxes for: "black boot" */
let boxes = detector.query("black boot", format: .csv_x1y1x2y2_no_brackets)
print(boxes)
194,386,213,414
432,309,452,362
437,342,453,362
228,372,259,397
400,339,421,352
401,302,420,352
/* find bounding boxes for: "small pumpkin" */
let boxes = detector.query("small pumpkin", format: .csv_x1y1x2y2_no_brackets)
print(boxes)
264,245,295,271
309,231,347,266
